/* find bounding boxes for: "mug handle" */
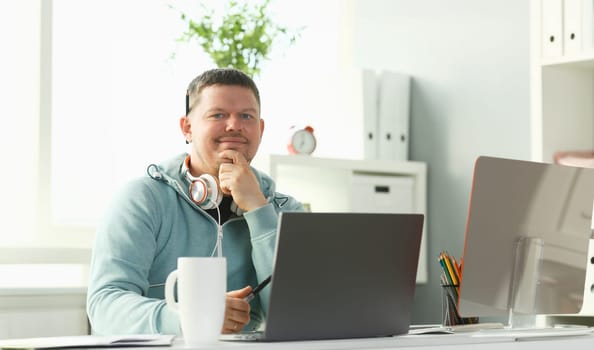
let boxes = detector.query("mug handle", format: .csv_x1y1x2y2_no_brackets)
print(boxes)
165,269,179,312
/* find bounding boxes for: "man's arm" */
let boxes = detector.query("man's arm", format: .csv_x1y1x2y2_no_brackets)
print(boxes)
243,196,304,313
86,179,180,335
218,149,304,314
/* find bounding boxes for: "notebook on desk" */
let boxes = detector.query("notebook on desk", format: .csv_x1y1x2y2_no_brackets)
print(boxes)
223,211,424,342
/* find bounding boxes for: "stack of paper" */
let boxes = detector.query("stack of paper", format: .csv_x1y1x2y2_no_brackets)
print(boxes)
0,334,175,349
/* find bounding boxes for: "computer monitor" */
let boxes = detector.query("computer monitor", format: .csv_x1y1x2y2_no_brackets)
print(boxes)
458,156,594,317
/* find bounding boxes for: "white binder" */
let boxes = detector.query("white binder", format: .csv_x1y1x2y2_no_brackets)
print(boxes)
309,68,376,160
362,69,379,160
582,0,594,53
564,0,582,56
541,0,563,59
310,68,410,161
377,71,411,161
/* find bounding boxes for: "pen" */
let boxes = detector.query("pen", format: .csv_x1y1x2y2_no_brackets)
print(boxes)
243,275,272,303
443,253,459,286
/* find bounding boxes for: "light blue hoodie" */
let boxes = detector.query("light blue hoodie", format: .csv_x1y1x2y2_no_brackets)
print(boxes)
86,153,303,335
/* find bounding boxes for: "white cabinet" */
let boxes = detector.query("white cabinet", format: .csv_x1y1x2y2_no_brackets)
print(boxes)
531,0,594,162
0,289,88,339
269,155,428,283
0,261,90,339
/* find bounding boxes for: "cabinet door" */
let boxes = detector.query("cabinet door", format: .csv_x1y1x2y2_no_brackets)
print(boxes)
542,0,563,58
350,173,414,213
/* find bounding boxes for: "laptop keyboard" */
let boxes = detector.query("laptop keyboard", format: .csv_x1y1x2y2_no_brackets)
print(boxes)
219,331,264,342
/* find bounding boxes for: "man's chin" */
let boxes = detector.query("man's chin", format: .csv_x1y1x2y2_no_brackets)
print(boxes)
217,153,254,164
217,147,254,161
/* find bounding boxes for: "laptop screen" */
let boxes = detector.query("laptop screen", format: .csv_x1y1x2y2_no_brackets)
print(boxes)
263,212,424,341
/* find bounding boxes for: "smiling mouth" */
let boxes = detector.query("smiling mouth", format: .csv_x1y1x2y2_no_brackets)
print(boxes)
216,137,248,149
218,138,246,142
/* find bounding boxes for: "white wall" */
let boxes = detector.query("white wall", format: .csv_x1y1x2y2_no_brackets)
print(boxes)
349,0,530,323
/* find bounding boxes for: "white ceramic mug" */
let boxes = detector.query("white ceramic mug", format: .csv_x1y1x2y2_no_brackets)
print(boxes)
165,257,227,346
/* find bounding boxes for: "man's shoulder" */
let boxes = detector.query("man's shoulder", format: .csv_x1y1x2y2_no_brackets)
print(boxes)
116,175,176,201
127,154,187,192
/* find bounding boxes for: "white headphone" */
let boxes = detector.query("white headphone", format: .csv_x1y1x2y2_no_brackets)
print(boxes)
181,156,222,210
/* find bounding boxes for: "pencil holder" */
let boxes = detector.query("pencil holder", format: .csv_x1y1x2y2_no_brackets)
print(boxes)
441,284,479,326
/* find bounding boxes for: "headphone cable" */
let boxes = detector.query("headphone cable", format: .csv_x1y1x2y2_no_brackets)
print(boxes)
209,204,223,257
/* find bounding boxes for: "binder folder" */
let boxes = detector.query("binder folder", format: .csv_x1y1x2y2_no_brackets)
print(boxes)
564,0,582,56
362,69,379,160
307,68,409,161
582,0,594,54
541,0,563,59
309,68,375,159
378,71,411,161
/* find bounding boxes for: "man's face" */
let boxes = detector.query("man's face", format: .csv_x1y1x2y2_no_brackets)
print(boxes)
184,84,264,175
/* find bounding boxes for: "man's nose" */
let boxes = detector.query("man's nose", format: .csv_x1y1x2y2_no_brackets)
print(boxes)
225,114,243,131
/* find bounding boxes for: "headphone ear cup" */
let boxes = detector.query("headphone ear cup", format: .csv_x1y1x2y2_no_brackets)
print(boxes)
189,178,208,204
189,174,222,209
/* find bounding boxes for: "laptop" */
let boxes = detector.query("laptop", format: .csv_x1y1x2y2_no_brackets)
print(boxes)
226,211,424,342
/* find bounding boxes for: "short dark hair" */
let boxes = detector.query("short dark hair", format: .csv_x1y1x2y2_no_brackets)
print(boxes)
185,68,261,115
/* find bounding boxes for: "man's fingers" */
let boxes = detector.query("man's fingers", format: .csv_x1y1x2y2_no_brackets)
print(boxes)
222,308,250,333
219,149,248,165
218,155,248,196
227,286,252,298
222,287,252,334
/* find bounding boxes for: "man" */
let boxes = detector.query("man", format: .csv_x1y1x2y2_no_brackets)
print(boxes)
86,68,303,335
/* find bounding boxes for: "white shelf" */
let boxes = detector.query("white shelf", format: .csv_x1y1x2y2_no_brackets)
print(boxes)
269,155,428,283
531,0,594,162
530,0,594,322
270,154,426,174
542,53,594,68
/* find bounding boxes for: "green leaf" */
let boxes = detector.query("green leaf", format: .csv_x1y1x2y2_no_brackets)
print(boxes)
173,0,302,77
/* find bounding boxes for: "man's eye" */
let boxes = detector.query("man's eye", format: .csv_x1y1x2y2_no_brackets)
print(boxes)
240,113,254,120
211,113,225,119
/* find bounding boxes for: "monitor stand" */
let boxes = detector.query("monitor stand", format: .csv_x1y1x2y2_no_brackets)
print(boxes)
536,238,594,327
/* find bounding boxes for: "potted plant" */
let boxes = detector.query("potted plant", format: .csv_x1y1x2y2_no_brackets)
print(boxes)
175,0,300,77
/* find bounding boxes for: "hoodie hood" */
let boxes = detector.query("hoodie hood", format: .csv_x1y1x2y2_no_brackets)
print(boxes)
146,153,276,206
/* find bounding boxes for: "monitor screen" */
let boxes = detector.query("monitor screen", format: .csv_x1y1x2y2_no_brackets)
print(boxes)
458,156,594,317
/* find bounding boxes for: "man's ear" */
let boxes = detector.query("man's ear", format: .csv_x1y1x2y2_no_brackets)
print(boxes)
180,116,191,144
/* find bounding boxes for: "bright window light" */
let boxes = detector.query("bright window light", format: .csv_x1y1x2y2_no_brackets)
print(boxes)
50,0,344,231
0,1,41,246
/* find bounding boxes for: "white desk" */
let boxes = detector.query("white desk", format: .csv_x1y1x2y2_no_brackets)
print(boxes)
140,332,594,350
2,330,594,350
